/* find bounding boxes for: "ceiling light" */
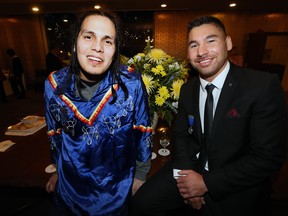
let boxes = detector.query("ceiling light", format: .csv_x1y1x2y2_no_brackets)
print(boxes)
229,3,237,7
161,4,167,8
32,7,39,12
94,5,101,9
63,19,68,23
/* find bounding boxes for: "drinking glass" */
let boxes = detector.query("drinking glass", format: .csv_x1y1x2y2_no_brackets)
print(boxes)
158,130,170,156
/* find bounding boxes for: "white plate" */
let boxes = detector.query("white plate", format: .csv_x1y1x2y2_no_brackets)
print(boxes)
158,148,170,156
21,115,39,124
151,152,157,160
45,164,57,173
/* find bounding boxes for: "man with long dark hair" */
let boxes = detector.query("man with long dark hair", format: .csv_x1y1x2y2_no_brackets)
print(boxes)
44,10,152,215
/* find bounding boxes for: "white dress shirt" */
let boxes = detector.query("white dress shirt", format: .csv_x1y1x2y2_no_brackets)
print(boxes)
198,61,230,170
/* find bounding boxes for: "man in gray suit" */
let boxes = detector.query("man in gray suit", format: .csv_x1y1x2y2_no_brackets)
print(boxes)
130,16,287,216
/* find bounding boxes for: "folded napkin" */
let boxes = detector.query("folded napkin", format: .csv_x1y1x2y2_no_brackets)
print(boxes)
0,140,16,152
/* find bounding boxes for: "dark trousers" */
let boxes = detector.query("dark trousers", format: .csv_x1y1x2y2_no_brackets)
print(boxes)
10,75,25,98
10,77,19,96
49,194,74,216
129,162,201,216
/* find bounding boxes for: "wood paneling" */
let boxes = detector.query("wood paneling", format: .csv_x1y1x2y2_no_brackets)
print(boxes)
154,11,288,62
0,15,47,87
1,11,288,89
154,11,190,60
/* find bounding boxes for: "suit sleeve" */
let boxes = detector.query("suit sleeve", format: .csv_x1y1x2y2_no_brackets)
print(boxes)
171,79,200,170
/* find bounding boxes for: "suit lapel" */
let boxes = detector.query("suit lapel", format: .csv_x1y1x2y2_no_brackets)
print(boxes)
211,68,238,137
191,79,203,143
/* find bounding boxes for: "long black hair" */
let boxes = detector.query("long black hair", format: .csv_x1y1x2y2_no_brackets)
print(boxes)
69,10,128,103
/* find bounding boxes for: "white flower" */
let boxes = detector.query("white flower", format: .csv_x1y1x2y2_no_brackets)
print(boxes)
128,58,134,65
172,101,178,109
169,62,180,70
135,55,142,61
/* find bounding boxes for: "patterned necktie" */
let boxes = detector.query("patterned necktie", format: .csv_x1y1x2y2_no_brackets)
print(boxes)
200,84,215,171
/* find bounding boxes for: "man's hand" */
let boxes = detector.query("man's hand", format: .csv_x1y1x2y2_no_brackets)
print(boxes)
184,196,205,209
176,169,208,198
132,178,145,196
46,173,58,193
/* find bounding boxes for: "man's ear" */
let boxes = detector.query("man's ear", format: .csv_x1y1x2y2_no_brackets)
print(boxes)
226,36,233,51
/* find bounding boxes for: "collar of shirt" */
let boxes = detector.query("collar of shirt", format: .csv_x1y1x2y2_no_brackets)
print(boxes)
199,61,230,91
199,61,230,132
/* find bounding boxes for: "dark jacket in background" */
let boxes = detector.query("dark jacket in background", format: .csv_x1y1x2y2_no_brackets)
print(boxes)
46,52,63,73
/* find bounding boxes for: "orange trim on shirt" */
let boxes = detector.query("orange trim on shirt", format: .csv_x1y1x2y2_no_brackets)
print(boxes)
128,66,134,73
48,72,119,126
48,71,58,90
47,128,62,136
133,124,153,133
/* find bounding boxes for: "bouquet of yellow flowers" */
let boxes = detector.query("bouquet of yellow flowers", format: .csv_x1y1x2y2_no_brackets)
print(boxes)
123,43,189,125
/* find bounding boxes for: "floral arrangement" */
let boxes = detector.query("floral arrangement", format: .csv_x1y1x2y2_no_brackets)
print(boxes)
122,42,189,126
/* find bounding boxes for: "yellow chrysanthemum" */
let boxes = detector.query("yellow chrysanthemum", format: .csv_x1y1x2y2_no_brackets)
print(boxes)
171,79,184,100
158,86,170,99
151,67,160,75
147,48,166,64
160,70,167,77
123,43,189,126
151,65,165,76
155,95,165,106
141,74,155,94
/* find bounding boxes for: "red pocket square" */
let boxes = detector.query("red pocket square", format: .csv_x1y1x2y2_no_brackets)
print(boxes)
227,108,240,117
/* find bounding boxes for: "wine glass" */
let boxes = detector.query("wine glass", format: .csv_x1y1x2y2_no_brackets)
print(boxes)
158,130,170,156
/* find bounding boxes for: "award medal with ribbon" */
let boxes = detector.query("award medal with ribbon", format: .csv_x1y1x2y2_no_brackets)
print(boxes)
188,115,194,134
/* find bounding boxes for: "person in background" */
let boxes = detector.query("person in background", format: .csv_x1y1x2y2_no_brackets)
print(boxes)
131,16,287,216
44,10,152,216
0,69,7,102
46,45,64,74
6,48,26,98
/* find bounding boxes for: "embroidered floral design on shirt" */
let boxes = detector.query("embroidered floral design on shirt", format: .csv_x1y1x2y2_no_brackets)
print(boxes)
82,125,99,145
102,115,121,135
63,118,77,136
49,103,77,136
115,96,134,116
49,137,56,150
49,103,62,121
102,96,134,135
147,136,153,148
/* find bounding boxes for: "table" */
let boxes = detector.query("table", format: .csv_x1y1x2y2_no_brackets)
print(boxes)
149,122,172,177
0,125,51,188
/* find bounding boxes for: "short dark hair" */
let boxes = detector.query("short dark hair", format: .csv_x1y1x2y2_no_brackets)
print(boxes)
6,48,15,56
188,16,227,36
